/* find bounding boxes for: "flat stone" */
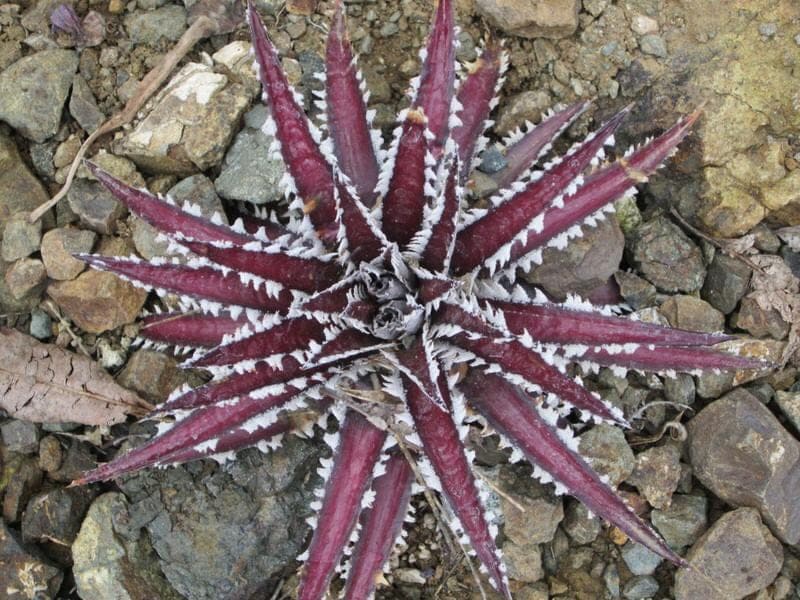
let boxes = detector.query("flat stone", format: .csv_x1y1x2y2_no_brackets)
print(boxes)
674,508,782,600
47,440,96,483
475,0,579,39
689,388,800,543
40,227,97,280
22,486,97,563
621,542,663,576
1,213,41,261
118,62,253,175
0,49,78,142
494,90,553,135
0,521,63,599
701,253,751,315
67,178,127,234
47,270,147,333
639,34,667,57
1,420,40,454
623,575,660,599
664,373,696,406
4,258,46,300
73,492,182,600
124,5,187,44
525,217,625,301
503,540,544,583
0,133,50,231
659,295,725,333
2,457,43,523
38,435,63,473
732,294,790,339
579,424,635,487
69,74,105,133
117,350,185,404
562,498,601,545
775,390,800,432
651,494,708,550
214,104,287,206
630,216,705,293
614,270,657,310
626,444,682,509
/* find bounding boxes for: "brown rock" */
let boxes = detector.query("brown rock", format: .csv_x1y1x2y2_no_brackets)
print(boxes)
674,508,783,600
67,179,127,234
732,294,790,340
117,350,185,403
47,270,147,333
2,456,43,523
475,0,579,39
0,132,49,231
40,227,97,280
4,258,46,300
689,389,800,543
0,521,63,599
659,295,725,333
626,444,682,509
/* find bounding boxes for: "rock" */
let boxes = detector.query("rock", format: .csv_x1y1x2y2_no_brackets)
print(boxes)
73,492,182,600
674,508,782,600
47,440,96,483
639,34,667,57
0,49,78,142
124,5,187,44
493,466,563,546
578,424,635,486
211,41,260,97
694,337,782,399
22,486,97,562
38,435,63,473
622,575,660,599
651,494,708,550
494,90,553,135
474,0,579,39
775,391,800,432
732,294,790,339
0,521,63,599
614,270,657,309
689,389,800,543
67,178,127,234
117,436,323,600
29,309,53,340
117,350,185,403
626,444,681,509
0,133,50,232
525,217,625,301
659,295,725,333
664,373,695,406
562,498,601,545
70,74,105,133
2,457,43,523
621,542,663,576
47,270,148,333
133,174,227,259
1,420,40,454
629,216,705,293
40,227,97,280
503,540,544,583
701,253,751,314
4,258,46,300
214,105,288,205
603,563,620,598
1,213,41,261
118,62,253,175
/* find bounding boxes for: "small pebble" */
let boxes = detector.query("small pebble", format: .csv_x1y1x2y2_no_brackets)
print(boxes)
640,34,668,57
758,22,777,38
1,420,40,454
38,435,64,473
29,309,53,339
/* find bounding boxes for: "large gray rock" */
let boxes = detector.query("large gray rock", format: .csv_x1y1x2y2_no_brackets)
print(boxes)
689,388,800,544
0,133,49,231
73,492,182,600
629,216,705,293
0,49,78,142
674,508,783,600
117,435,323,600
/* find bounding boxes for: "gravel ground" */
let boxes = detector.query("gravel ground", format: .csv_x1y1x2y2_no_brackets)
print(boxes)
1,0,800,599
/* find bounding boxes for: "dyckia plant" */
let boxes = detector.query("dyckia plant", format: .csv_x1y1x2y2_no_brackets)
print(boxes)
75,0,763,597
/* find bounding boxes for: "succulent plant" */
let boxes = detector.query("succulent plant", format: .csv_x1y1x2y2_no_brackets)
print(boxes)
75,0,764,597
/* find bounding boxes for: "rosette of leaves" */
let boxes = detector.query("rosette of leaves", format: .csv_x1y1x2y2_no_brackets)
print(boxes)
75,1,764,597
